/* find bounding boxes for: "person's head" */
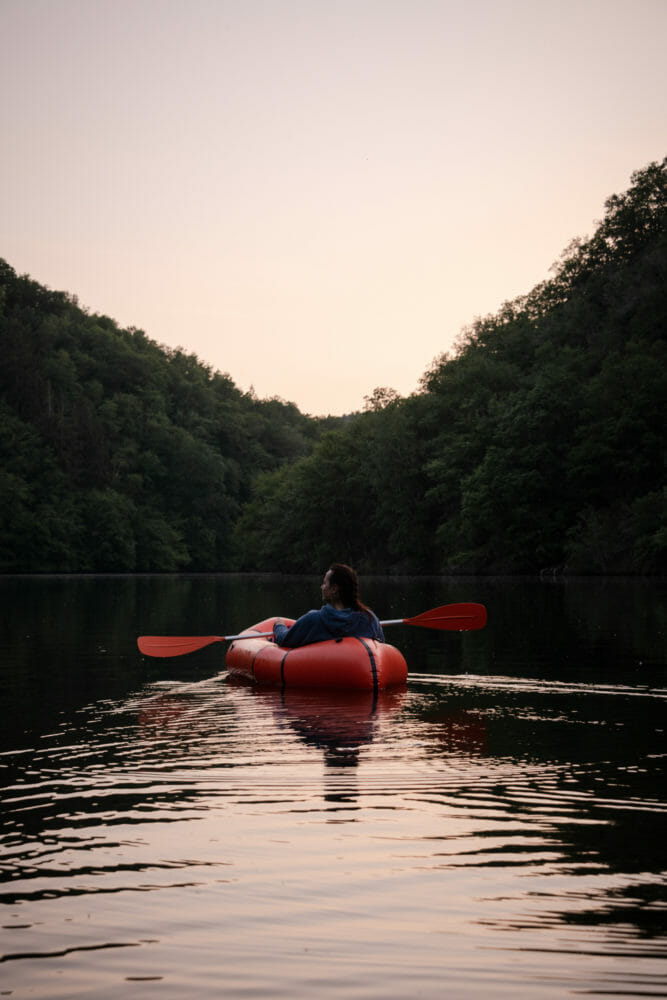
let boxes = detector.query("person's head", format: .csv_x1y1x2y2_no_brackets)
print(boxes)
321,563,370,614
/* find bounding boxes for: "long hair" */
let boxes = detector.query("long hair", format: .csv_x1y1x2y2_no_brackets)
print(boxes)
329,563,373,617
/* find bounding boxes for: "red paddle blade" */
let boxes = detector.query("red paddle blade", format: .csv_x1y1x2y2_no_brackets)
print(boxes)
403,602,487,631
137,635,225,657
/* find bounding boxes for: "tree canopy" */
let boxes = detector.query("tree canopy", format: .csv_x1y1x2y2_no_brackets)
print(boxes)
2,159,665,574
235,159,667,575
0,265,337,571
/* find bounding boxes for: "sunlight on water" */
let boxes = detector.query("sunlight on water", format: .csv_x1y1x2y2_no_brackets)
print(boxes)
1,575,666,998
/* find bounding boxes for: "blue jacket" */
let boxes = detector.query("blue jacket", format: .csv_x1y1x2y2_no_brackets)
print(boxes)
273,604,385,648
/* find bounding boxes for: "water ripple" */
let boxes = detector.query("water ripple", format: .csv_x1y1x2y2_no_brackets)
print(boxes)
1,669,665,996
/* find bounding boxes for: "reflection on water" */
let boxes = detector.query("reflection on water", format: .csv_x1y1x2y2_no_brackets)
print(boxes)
0,574,665,998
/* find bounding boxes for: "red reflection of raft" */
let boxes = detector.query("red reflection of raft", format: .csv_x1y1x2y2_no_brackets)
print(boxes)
225,617,408,691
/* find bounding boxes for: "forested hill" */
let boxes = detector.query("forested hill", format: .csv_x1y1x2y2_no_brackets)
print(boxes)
2,159,666,574
236,159,666,575
0,270,339,571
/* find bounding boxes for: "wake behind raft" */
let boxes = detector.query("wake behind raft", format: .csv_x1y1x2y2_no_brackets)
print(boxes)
225,617,408,692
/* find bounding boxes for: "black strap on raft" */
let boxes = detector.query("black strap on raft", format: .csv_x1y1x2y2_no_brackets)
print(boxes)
355,637,379,696
280,649,290,685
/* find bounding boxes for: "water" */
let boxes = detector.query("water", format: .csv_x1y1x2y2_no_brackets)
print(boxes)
1,574,666,998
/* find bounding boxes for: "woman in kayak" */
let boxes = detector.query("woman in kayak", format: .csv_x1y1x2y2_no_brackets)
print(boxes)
272,564,385,647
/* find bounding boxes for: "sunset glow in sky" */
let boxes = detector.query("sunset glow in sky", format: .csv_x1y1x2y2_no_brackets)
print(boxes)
2,0,666,415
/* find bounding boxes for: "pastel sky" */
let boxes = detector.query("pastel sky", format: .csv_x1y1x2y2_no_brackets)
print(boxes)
2,0,665,416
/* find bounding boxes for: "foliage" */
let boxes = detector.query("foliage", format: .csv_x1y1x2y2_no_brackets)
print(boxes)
2,159,665,574
0,266,333,571
237,159,667,574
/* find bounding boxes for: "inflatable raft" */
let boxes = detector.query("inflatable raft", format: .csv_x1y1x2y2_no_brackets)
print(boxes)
225,617,408,691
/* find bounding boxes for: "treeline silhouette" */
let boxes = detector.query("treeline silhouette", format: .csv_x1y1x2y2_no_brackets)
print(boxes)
0,272,340,571
2,159,665,574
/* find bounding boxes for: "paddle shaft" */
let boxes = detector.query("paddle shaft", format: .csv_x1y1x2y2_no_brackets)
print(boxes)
137,601,486,658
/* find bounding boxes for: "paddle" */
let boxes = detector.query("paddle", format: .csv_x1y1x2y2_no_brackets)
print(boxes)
137,631,274,658
137,602,487,659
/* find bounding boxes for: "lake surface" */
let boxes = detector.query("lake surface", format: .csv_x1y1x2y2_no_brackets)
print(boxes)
1,574,666,999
